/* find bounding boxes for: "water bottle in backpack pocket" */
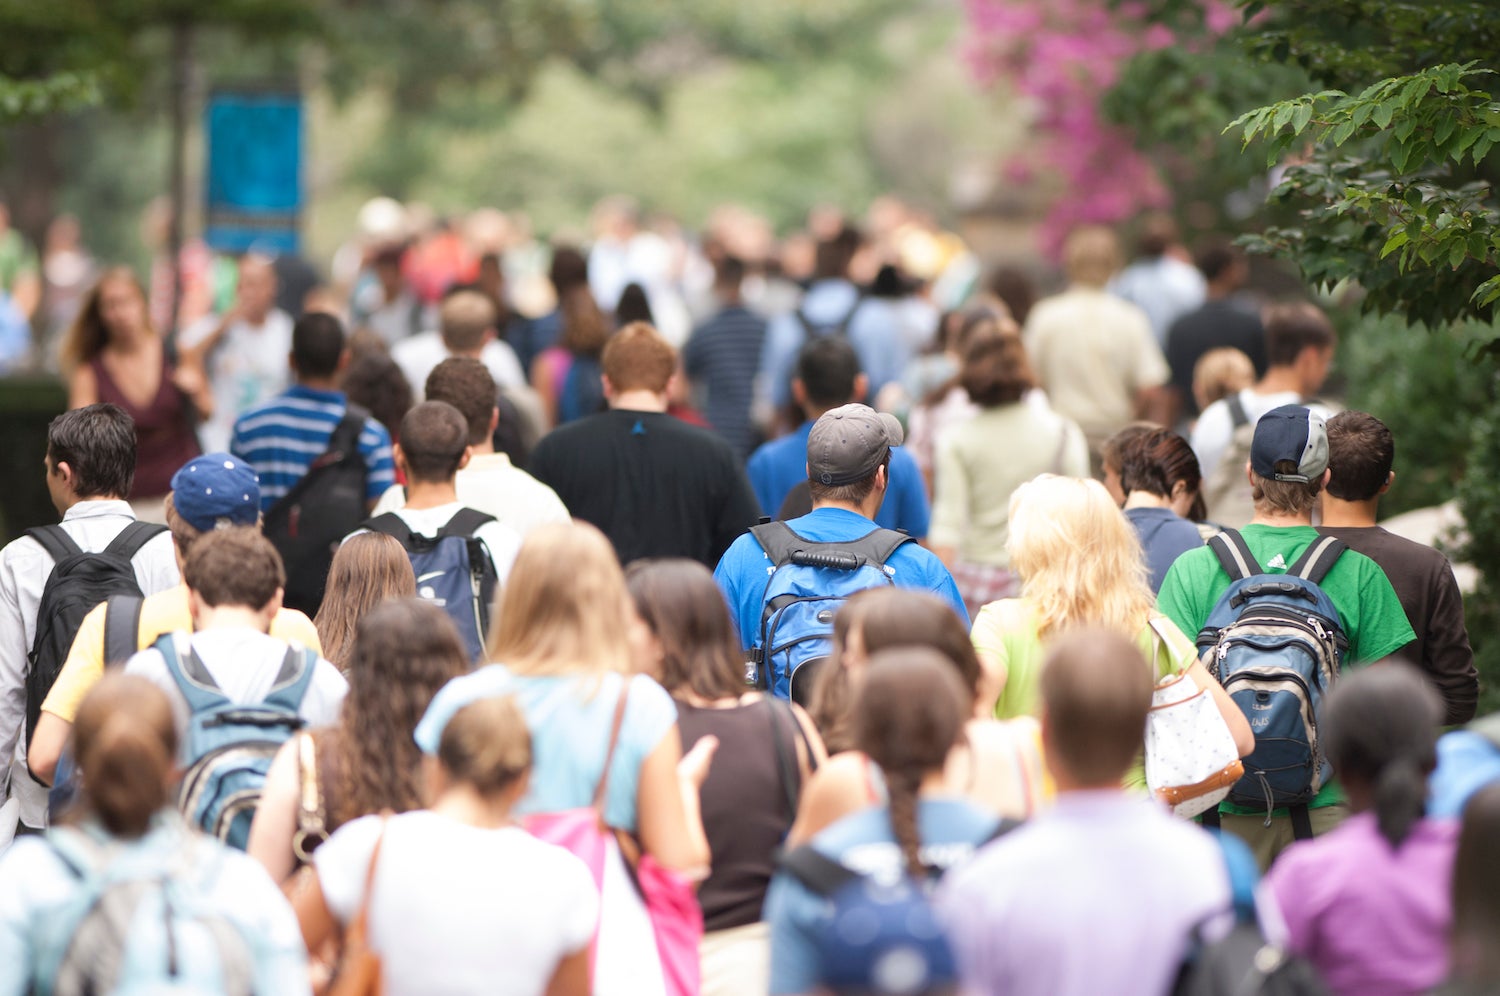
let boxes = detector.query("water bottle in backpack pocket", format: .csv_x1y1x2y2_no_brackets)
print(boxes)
158,634,316,850
32,826,258,995
748,522,913,704
1197,531,1349,822
362,509,498,662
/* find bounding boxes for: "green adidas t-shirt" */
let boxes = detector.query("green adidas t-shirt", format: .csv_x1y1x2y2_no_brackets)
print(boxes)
1156,523,1416,814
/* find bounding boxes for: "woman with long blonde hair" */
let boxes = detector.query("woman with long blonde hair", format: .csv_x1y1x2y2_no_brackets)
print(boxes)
969,475,1251,788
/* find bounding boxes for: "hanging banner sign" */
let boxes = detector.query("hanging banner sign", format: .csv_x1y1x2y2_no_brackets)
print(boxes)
204,88,302,254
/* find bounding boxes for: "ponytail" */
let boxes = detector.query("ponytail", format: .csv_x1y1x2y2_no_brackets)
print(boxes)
72,675,179,839
1372,755,1427,848
884,769,926,879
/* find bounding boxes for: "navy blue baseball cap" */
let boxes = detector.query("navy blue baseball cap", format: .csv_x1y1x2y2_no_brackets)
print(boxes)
170,454,260,532
1250,405,1329,484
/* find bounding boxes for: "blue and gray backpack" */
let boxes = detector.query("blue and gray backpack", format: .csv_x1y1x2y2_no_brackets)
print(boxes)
31,825,257,995
159,633,316,851
1196,530,1349,836
748,521,913,704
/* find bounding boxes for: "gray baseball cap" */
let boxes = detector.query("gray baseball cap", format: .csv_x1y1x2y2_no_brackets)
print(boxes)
807,403,903,486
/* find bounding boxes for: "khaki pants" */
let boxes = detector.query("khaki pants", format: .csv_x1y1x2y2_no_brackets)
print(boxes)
700,921,770,996
1218,803,1350,871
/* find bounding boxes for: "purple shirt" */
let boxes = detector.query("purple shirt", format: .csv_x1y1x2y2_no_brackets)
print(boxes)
1263,812,1457,996
936,790,1231,996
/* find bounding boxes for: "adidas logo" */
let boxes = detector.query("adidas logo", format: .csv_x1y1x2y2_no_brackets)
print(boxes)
1267,553,1288,571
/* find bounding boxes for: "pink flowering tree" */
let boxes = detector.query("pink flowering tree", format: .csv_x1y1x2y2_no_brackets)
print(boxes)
964,0,1242,254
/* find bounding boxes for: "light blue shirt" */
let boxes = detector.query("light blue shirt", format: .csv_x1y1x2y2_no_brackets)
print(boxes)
936,790,1231,996
757,280,910,411
746,423,931,537
415,666,678,833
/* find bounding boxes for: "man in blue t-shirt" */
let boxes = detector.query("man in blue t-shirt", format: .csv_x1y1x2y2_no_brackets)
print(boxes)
746,336,930,537
716,402,966,651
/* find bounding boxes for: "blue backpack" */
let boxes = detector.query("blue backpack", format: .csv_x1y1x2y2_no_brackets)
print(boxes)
363,508,499,662
748,521,913,704
779,818,1019,995
159,634,316,851
1196,530,1349,834
31,826,257,995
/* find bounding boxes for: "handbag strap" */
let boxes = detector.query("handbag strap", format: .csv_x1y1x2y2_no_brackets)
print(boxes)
292,732,329,864
591,683,632,816
346,813,390,950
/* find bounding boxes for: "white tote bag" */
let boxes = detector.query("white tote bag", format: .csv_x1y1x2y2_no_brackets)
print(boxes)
1143,623,1244,819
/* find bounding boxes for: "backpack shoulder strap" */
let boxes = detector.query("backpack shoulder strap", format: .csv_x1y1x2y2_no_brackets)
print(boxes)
25,525,82,564
1288,535,1348,586
793,308,817,339
267,411,372,519
986,816,1024,845
844,527,916,569
439,507,497,539
779,843,859,897
328,405,370,459
262,645,321,713
154,633,231,712
1226,392,1250,429
102,520,167,560
103,594,144,669
833,291,867,336
750,520,805,567
44,826,106,880
1207,529,1261,582
361,512,413,546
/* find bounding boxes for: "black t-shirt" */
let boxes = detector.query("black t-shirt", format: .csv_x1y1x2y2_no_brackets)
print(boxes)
1165,299,1268,416
529,408,762,567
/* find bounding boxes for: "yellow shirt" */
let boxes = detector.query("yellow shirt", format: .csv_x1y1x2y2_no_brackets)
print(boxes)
42,584,321,723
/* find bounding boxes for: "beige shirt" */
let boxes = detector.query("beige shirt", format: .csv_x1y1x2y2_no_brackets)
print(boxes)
930,404,1090,566
1022,286,1169,444
370,453,571,539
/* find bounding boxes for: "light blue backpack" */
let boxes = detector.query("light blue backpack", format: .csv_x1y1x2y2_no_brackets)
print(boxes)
157,633,316,850
31,825,257,995
1196,530,1349,836
748,521,913,704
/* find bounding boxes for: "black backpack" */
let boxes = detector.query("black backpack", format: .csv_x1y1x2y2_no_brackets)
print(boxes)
363,508,498,662
23,521,166,754
262,407,371,617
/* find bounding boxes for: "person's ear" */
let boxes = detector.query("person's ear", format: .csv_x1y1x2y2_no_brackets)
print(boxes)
337,348,352,374
392,442,407,476
187,588,207,627
263,587,284,624
1243,460,1255,489
1170,478,1189,501
791,379,808,409
853,373,870,405
1380,470,1394,495
52,459,73,486
1320,467,1332,489
601,374,615,400
488,407,500,437
457,445,473,471
420,754,448,806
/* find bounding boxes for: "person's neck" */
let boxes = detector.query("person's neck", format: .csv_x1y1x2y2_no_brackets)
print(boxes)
1252,507,1314,528
60,492,117,514
609,390,668,413
1319,495,1380,528
1049,768,1126,795
444,342,485,361
468,440,495,457
297,376,339,393
241,308,271,327
402,479,459,510
431,784,515,830
813,496,882,520
1205,280,1237,302
1255,367,1304,396
105,326,152,354
1123,491,1172,510
194,605,271,633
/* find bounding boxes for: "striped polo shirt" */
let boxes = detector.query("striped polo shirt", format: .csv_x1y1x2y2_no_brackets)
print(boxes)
230,384,396,512
681,304,767,461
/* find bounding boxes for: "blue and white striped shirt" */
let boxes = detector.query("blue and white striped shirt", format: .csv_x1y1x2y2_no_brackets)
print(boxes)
230,385,396,512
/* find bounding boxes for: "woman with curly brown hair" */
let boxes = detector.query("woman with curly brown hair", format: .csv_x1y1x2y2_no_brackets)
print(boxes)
247,597,470,883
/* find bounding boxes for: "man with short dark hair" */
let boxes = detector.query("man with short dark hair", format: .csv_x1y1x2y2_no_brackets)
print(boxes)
1158,405,1414,864
938,628,1232,996
716,402,966,652
1164,240,1267,421
1318,410,1477,724
530,322,760,567
369,358,569,537
746,336,930,536
230,312,395,513
0,404,180,832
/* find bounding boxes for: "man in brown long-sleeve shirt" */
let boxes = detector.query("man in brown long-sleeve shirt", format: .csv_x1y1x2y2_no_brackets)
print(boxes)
1318,410,1478,724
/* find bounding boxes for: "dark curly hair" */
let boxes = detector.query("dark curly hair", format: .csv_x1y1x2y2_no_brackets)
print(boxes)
317,598,470,829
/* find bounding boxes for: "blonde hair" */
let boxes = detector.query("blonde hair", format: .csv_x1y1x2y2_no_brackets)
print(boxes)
1192,347,1255,412
1062,226,1122,287
438,695,532,796
485,521,631,674
1006,475,1154,639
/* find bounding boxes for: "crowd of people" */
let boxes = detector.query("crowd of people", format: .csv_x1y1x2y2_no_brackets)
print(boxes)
0,194,1492,996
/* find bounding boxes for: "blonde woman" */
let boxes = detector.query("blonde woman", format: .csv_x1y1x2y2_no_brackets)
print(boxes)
969,475,1252,789
412,521,713,995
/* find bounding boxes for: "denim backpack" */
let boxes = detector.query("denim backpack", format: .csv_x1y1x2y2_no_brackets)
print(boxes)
748,521,912,704
363,509,498,662
159,633,316,850
1196,530,1349,836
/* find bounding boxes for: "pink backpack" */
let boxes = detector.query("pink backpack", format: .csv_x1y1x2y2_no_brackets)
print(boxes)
522,686,703,996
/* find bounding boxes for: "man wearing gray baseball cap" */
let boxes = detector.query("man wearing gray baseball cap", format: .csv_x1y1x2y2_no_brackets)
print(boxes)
714,403,966,703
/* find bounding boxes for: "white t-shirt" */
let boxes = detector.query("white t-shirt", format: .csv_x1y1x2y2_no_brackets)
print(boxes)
181,309,296,453
1190,388,1335,482
370,454,570,538
391,330,526,399
315,811,598,996
124,628,347,738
